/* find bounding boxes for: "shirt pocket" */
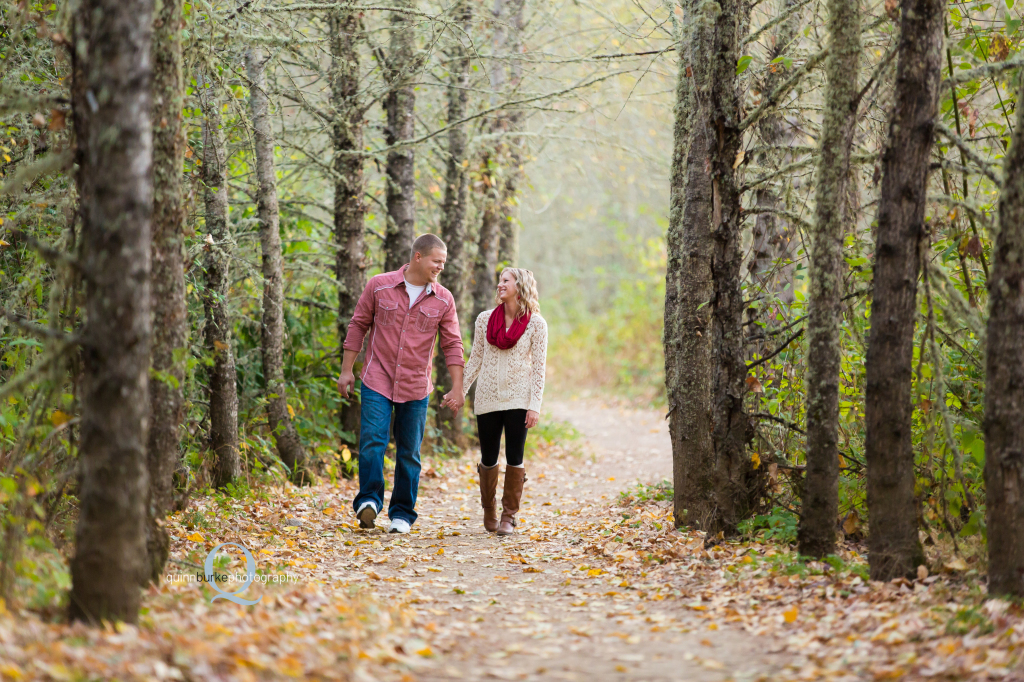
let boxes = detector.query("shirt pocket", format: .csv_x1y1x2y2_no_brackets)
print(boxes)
417,306,442,333
375,300,399,326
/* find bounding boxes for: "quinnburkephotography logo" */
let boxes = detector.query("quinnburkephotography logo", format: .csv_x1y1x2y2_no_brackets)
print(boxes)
165,542,302,605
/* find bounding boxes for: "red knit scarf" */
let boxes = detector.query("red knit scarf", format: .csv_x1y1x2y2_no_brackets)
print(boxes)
486,303,531,349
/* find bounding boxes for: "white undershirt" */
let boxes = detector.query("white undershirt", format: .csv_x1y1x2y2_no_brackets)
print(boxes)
404,279,426,309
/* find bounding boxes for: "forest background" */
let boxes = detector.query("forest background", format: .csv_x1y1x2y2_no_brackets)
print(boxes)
0,0,1019,624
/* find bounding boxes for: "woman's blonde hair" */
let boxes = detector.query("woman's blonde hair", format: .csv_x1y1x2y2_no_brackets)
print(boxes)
496,267,540,319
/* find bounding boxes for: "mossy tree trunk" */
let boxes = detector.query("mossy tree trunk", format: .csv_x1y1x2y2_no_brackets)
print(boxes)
197,72,240,489
864,0,943,581
246,48,309,484
382,0,417,273
145,0,187,586
69,0,154,624
798,0,861,559
665,0,715,530
984,73,1024,598
708,0,754,534
330,8,367,449
433,0,473,447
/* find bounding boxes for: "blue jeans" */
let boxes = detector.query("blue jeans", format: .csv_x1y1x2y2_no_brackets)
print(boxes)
352,385,428,525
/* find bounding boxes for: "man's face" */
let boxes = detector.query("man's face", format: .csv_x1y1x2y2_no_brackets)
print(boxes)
415,248,447,282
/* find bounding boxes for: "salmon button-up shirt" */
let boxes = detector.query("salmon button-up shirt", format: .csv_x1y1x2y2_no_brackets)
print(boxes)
344,266,465,403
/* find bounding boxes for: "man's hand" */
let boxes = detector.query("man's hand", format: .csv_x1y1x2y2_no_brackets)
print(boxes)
337,370,356,398
442,391,465,413
525,410,539,429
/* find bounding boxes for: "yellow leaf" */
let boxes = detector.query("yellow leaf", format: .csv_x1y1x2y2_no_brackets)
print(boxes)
341,446,352,463
436,548,445,555
707,622,718,631
416,646,434,657
588,569,603,577
187,532,205,542
783,606,798,623
302,563,316,569
50,410,71,427
733,148,745,169
260,549,274,554
323,507,335,515
741,555,754,564
750,452,761,470
523,566,543,573
944,557,968,572
2,154,9,163
0,663,23,680
287,404,295,418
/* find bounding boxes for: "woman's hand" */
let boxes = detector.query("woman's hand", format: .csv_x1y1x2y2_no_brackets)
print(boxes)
525,410,539,429
442,391,465,412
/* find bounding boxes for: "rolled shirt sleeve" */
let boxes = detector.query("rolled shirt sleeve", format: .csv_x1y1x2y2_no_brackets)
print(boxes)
438,296,465,367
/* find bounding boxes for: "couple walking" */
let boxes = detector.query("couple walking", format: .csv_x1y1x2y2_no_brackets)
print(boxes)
336,234,548,536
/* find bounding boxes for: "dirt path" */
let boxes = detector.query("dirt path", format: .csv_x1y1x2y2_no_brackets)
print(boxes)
337,399,788,681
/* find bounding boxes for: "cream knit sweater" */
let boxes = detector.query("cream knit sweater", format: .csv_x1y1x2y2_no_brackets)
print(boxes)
462,309,548,415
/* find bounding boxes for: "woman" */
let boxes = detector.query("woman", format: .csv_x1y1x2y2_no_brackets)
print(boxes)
449,268,547,535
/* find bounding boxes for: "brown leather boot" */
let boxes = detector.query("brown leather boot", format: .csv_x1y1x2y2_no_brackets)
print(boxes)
478,463,500,532
497,466,527,536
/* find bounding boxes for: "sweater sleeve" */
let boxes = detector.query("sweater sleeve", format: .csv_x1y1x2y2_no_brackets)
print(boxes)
528,317,548,413
462,312,488,398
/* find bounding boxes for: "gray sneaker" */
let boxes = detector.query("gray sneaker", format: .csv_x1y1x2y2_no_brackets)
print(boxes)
357,501,377,529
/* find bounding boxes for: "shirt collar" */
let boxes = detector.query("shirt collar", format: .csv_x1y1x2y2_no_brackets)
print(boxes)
400,265,432,294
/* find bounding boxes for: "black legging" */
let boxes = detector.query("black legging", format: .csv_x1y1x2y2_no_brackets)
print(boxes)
477,409,529,467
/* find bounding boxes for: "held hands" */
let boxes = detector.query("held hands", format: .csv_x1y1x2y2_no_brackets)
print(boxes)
441,390,465,412
525,410,539,429
336,370,356,398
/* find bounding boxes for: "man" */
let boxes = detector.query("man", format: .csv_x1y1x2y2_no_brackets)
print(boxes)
337,234,466,533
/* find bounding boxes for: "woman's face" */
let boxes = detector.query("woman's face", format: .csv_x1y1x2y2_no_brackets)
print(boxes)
496,271,518,305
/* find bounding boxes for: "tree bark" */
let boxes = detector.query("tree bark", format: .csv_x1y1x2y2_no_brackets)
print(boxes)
433,1,473,446
330,8,367,449
798,0,861,559
69,0,154,624
709,0,754,534
984,74,1024,598
383,0,417,273
748,0,800,305
145,0,187,586
665,0,716,530
197,73,240,489
472,174,502,324
246,48,309,484
864,0,943,581
496,0,526,267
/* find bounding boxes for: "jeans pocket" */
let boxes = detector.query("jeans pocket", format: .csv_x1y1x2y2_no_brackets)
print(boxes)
417,307,441,332
376,300,398,326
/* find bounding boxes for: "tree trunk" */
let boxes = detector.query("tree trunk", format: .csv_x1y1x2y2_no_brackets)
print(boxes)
433,1,473,446
864,0,943,581
197,74,240,489
383,0,417,273
748,0,800,305
69,0,154,624
709,0,754,534
798,0,861,559
472,177,502,324
144,0,187,586
665,0,715,530
330,8,366,449
496,0,526,267
246,48,309,484
984,74,1024,598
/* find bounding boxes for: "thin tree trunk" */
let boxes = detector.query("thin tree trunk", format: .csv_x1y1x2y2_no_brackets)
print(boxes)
748,0,800,305
246,48,309,484
798,0,861,558
864,0,943,581
383,0,417,272
197,73,240,489
709,0,754,534
496,0,525,267
984,74,1024,598
665,0,715,530
472,178,502,323
330,8,366,449
69,0,154,624
144,0,187,586
433,0,473,446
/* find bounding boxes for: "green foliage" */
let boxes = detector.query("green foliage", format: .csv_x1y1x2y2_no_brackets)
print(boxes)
525,418,583,458
619,479,672,505
738,507,800,544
